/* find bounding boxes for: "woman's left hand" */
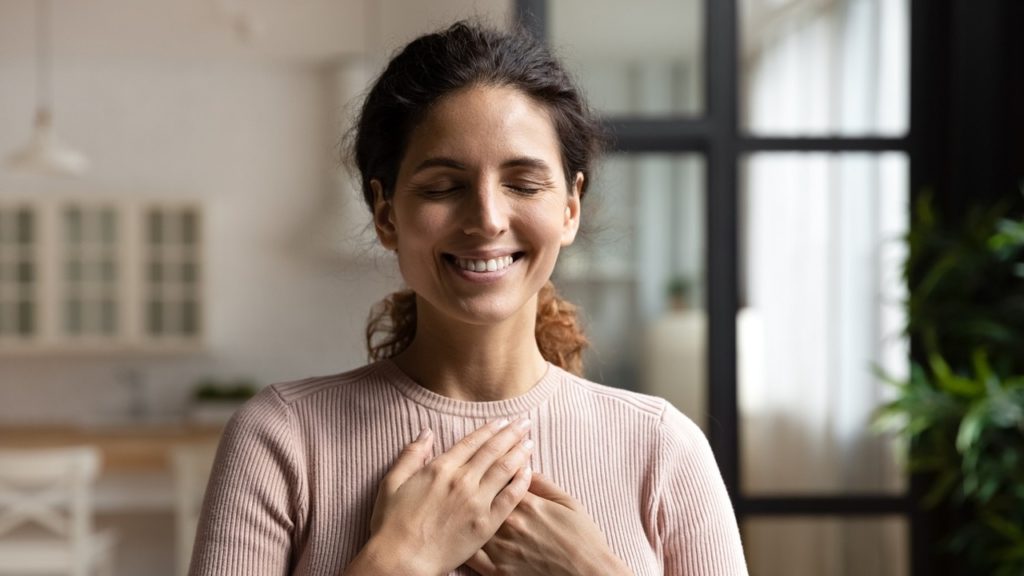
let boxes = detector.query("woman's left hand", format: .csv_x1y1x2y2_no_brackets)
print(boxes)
465,472,634,576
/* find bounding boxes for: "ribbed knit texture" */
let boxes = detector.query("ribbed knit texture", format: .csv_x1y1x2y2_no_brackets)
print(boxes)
189,360,748,576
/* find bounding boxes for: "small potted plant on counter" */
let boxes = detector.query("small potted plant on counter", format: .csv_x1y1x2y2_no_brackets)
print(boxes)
189,377,258,425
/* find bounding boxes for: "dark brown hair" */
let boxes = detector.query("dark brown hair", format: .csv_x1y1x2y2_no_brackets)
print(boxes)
352,21,603,376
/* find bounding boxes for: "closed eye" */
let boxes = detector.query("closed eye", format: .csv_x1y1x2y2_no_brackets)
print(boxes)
506,184,542,195
418,186,462,198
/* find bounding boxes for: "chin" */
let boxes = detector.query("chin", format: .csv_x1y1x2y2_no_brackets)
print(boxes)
436,293,535,327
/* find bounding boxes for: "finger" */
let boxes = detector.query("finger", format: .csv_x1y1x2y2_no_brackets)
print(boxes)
465,549,497,576
438,417,512,465
462,417,532,476
528,471,581,510
381,428,433,492
490,461,532,520
478,436,533,495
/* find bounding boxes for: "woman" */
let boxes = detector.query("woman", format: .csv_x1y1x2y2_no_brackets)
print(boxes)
190,22,747,576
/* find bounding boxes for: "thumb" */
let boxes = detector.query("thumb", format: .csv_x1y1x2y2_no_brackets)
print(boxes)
383,428,434,491
528,471,580,510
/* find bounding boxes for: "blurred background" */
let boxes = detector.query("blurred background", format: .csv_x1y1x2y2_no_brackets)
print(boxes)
1,1,1021,575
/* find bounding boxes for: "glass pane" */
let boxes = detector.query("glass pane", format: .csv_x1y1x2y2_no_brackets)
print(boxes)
66,299,82,334
551,0,704,117
148,299,163,335
743,516,908,576
67,259,82,283
554,153,707,427
149,261,162,284
739,152,908,494
17,261,33,284
100,209,117,243
101,299,117,335
182,300,198,335
16,209,33,244
182,261,197,284
101,258,117,283
17,300,33,335
741,0,909,135
182,210,197,245
65,208,83,244
164,301,179,334
148,210,163,245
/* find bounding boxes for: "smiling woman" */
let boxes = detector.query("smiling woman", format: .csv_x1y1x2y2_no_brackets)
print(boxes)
372,85,581,360
188,21,748,576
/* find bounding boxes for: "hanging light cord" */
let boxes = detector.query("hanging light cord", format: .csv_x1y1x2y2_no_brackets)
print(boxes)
36,0,52,114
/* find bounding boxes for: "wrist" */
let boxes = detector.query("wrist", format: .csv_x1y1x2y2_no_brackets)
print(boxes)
344,536,436,576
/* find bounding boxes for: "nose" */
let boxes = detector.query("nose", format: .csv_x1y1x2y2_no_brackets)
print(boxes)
461,181,508,238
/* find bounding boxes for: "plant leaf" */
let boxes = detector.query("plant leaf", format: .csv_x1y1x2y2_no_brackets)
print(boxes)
956,400,989,454
930,353,983,398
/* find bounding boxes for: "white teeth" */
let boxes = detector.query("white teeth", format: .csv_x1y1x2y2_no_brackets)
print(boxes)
455,255,514,273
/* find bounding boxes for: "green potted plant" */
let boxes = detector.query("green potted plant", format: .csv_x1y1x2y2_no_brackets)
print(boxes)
189,377,258,425
875,191,1024,575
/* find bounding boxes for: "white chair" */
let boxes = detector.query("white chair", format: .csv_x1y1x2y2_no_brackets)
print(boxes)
171,442,218,576
0,446,116,576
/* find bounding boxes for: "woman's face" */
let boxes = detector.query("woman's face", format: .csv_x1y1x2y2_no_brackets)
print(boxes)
373,84,582,327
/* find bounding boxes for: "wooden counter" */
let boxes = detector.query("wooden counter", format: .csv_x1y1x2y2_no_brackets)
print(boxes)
0,423,224,474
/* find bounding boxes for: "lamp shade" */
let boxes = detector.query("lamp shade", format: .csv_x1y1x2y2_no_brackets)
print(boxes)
5,108,89,176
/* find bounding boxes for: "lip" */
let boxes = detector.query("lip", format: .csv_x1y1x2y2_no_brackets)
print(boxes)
443,248,521,260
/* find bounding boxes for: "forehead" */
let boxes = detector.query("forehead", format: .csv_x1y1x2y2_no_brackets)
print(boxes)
399,84,564,175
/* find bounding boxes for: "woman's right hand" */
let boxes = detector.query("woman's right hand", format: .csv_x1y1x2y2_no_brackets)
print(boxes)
345,418,534,576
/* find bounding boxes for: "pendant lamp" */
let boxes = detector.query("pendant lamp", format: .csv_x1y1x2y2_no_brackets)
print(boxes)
5,0,89,176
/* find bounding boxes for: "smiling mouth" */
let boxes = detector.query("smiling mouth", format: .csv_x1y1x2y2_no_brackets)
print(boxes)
443,252,525,273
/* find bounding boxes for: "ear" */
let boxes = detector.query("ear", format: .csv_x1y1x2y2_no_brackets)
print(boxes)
560,172,583,246
371,179,398,250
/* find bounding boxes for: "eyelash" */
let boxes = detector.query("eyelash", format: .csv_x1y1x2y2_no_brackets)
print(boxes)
507,185,541,195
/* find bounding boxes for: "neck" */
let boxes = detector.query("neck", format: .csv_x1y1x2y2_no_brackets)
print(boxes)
391,296,549,402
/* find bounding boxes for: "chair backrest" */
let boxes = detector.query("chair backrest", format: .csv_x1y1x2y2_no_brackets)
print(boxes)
171,442,218,576
0,446,101,562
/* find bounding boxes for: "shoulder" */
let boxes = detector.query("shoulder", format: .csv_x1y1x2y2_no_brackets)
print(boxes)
264,361,391,405
225,361,395,440
552,367,709,464
554,366,701,432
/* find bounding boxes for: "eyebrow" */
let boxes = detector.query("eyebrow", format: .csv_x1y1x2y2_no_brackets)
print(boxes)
412,156,554,175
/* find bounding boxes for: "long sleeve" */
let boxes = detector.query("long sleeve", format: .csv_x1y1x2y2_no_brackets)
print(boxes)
654,404,748,576
189,387,308,576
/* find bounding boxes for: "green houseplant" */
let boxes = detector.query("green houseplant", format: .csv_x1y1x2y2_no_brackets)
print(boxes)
876,191,1024,575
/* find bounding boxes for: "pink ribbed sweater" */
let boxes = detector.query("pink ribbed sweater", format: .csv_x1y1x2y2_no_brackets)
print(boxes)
189,360,748,576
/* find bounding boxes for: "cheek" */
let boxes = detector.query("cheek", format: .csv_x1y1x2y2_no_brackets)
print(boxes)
523,205,568,243
395,206,447,245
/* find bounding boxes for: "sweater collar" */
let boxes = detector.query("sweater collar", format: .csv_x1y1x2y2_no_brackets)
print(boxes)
377,358,563,418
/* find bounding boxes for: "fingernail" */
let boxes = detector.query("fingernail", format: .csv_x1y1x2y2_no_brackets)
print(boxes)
416,428,432,442
495,418,510,429
516,418,532,430
525,466,533,476
522,439,534,450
